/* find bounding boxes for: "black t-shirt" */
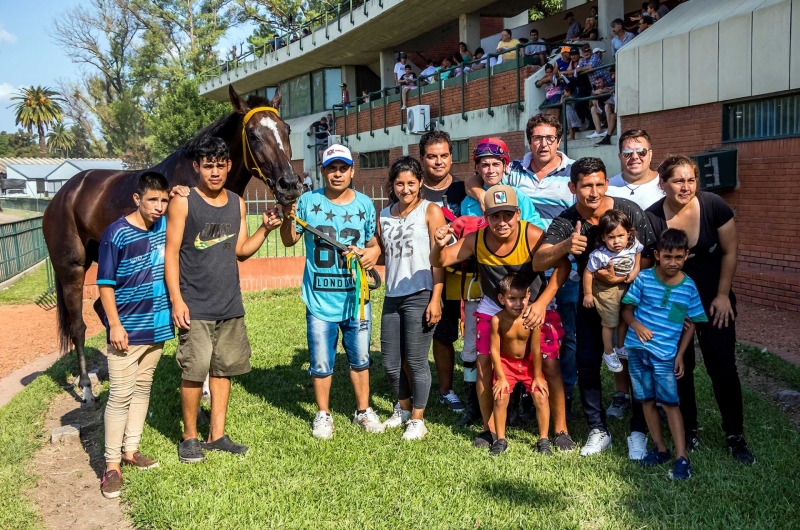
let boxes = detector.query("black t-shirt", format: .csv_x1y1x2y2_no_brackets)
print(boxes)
420,178,467,218
646,191,735,307
544,196,656,279
311,121,329,140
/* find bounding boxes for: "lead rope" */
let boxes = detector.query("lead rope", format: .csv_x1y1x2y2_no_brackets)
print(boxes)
347,253,370,321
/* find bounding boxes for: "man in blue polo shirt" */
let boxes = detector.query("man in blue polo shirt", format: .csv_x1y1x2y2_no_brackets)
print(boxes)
96,172,175,499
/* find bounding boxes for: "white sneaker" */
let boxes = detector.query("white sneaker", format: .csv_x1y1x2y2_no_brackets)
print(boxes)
580,428,612,457
383,404,412,430
401,105,407,110
627,431,647,460
312,411,334,439
586,131,603,139
599,130,608,137
603,351,623,372
402,419,428,440
614,346,628,360
352,407,385,433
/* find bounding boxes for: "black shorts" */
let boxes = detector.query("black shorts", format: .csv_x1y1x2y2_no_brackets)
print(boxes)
433,299,461,344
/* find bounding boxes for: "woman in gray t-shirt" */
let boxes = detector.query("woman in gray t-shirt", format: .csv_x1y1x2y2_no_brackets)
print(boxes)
377,156,446,441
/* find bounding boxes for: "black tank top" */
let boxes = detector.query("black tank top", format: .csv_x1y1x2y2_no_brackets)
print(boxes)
179,189,245,320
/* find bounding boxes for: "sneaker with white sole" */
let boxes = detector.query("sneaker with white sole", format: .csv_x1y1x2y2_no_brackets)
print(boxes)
312,411,334,439
614,346,628,360
402,419,428,440
580,429,612,457
606,392,630,419
627,431,647,460
438,391,465,413
383,404,412,430
352,407,385,433
603,351,623,372
586,131,603,139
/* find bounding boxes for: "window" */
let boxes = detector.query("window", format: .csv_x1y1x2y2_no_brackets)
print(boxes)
452,139,470,163
723,92,800,142
358,150,389,169
274,68,344,119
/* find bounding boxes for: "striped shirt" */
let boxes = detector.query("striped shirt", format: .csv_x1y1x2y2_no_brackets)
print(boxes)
97,216,174,345
622,268,707,360
506,151,575,229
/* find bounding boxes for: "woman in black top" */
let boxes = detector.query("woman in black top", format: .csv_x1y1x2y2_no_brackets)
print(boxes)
646,155,754,465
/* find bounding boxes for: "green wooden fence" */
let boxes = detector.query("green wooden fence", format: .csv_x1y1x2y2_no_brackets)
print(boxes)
0,216,48,283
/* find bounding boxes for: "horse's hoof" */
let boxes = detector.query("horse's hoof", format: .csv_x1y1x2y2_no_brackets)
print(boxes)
81,386,96,404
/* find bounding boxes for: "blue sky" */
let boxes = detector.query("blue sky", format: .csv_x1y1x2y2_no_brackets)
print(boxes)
0,0,253,135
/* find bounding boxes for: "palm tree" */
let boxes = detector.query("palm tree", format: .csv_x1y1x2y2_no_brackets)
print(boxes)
11,86,65,157
46,123,76,157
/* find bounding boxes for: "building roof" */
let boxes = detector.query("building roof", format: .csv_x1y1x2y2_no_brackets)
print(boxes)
45,159,125,181
6,164,63,180
0,157,122,175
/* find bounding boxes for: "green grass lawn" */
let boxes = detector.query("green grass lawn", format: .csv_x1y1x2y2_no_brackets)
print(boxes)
246,215,306,258
0,265,48,305
2,289,800,529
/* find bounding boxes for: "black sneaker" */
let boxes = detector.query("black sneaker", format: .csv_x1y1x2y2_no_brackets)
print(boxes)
473,430,497,449
489,438,509,456
178,438,206,464
201,435,249,455
685,429,700,452
565,397,577,423
727,435,755,465
596,135,612,146
536,438,553,455
554,431,577,452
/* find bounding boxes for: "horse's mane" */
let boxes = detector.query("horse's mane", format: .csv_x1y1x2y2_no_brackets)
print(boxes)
181,94,276,158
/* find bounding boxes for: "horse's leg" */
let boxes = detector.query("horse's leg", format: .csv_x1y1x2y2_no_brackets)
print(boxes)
60,264,93,402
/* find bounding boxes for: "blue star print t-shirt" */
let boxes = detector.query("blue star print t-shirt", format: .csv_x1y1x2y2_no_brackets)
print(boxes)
96,216,175,345
296,189,377,322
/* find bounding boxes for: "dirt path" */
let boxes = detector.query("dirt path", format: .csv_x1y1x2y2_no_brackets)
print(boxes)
27,373,135,529
735,300,799,358
0,212,24,223
0,302,104,379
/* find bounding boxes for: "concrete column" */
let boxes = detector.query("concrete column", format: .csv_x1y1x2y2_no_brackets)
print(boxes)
379,49,397,88
503,11,528,30
341,65,357,93
459,13,481,51
598,0,625,42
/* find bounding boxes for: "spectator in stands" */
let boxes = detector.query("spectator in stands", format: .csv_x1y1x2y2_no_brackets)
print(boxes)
568,44,611,91
394,53,409,86
437,57,454,81
326,113,335,133
580,17,598,40
590,5,598,24
564,12,582,40
595,70,618,146
536,63,567,120
302,173,313,193
611,18,635,56
648,0,670,20
458,42,473,63
628,2,649,32
451,54,465,76
420,59,437,84
561,85,582,141
472,48,496,71
525,29,548,66
556,46,572,72
496,28,521,62
339,83,350,109
309,116,330,155
357,89,369,105
399,64,418,110
638,15,654,34
587,75,615,139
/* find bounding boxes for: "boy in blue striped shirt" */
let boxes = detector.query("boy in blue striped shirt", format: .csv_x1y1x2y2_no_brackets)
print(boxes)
96,172,177,498
621,228,707,480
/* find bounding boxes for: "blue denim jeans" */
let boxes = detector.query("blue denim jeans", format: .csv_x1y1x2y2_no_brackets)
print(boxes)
306,306,372,377
556,279,579,399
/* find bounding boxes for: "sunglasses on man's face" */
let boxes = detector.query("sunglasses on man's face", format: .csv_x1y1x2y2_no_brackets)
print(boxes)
621,147,649,159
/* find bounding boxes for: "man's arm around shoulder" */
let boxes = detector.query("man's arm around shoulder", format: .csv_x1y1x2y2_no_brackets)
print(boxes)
165,194,190,330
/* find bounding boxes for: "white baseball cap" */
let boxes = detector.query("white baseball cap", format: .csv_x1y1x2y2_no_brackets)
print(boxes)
592,47,606,54
321,144,353,167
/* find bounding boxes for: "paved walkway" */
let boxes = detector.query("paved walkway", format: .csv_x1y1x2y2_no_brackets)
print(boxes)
0,351,60,408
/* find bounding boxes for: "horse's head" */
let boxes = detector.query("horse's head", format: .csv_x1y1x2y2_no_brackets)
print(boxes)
230,85,302,205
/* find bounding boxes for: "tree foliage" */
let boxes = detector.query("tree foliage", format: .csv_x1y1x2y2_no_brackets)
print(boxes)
0,131,41,158
11,86,66,157
529,0,566,21
46,123,77,157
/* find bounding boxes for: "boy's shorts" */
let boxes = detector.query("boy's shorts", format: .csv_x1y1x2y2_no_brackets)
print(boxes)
627,348,679,406
176,317,252,382
494,354,546,394
592,282,629,328
306,306,372,377
476,309,563,360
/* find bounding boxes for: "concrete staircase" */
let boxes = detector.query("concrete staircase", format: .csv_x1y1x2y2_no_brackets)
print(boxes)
563,128,621,176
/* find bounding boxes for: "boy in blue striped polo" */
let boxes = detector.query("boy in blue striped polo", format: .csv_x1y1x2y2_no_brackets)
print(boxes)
621,228,707,480
96,172,175,499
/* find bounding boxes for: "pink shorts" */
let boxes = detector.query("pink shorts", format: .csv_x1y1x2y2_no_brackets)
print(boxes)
475,309,564,359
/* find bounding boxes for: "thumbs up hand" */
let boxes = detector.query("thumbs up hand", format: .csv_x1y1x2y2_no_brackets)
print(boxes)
568,220,587,255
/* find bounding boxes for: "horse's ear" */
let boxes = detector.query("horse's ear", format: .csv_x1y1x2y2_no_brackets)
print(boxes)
270,87,282,110
229,85,249,115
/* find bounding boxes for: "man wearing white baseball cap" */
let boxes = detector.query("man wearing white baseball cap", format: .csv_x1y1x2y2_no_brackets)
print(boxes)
280,144,384,439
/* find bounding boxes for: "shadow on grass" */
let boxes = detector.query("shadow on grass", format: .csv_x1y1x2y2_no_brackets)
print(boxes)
479,478,554,507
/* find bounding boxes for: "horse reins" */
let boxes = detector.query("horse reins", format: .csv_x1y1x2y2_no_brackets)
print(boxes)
241,106,281,194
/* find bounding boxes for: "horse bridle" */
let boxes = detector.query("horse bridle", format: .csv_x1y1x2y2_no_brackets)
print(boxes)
241,106,282,196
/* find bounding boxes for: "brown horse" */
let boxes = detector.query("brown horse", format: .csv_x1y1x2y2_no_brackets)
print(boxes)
43,85,302,402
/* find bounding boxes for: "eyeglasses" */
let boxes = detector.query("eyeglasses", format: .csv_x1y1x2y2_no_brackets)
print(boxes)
531,135,558,145
621,147,649,159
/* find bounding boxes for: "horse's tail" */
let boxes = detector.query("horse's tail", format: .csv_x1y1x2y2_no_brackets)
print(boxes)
55,277,72,354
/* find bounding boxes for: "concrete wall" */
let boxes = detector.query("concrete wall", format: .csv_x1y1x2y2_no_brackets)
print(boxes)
618,0,800,117
622,103,800,311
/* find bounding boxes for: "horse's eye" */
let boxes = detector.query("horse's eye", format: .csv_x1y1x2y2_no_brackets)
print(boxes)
247,131,259,140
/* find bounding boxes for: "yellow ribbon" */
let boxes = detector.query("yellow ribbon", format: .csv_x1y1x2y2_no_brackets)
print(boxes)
241,106,281,190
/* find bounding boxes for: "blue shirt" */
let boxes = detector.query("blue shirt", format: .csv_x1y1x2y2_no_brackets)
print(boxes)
296,189,377,322
96,216,174,345
612,32,635,56
460,185,546,230
622,268,708,360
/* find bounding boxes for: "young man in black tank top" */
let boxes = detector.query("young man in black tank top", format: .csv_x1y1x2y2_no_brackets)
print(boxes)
165,137,282,463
